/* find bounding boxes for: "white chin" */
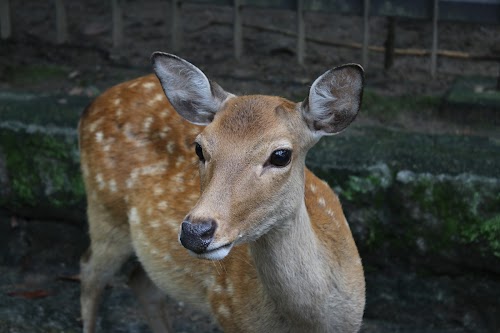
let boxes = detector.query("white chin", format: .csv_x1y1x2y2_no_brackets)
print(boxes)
189,243,234,261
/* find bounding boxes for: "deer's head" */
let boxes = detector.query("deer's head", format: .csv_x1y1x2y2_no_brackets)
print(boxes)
152,53,363,260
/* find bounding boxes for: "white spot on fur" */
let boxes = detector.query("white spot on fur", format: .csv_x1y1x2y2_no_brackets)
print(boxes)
140,163,167,176
134,139,147,148
154,93,163,102
143,82,155,90
129,207,140,225
310,184,317,193
153,186,164,196
129,81,139,88
113,98,121,106
159,126,171,139
167,142,175,154
116,108,123,117
213,284,223,294
95,173,105,190
226,281,234,296
318,197,326,207
126,168,140,188
143,117,154,132
150,248,159,256
95,131,104,143
147,93,164,106
109,179,117,192
159,109,170,118
326,209,335,218
166,218,178,228
173,172,184,183
175,156,185,169
150,220,160,228
217,304,230,318
157,201,168,210
88,118,103,133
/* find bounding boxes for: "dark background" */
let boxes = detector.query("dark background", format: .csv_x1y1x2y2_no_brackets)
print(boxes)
0,0,499,332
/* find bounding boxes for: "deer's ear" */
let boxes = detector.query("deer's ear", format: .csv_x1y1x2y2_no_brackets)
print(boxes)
151,52,234,125
301,64,364,136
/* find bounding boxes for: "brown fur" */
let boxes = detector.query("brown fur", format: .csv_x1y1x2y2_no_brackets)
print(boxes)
79,73,365,333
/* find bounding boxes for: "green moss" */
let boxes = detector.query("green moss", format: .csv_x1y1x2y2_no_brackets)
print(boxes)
462,214,500,257
402,173,500,257
0,128,84,209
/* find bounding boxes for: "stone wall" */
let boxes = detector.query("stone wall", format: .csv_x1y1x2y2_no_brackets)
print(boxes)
1,93,499,274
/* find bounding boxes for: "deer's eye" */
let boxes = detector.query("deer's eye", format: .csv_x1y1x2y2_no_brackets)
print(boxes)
195,143,205,162
269,149,292,167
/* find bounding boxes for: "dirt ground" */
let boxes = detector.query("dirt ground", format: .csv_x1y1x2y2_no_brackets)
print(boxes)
1,1,499,332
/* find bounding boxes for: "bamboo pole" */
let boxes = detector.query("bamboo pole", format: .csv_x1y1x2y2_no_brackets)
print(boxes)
234,0,242,60
171,0,183,52
384,17,395,70
362,0,370,68
0,0,11,39
55,0,67,44
431,0,439,77
296,0,305,64
112,0,123,48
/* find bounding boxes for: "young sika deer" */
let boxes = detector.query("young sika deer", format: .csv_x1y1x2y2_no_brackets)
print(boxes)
79,53,365,333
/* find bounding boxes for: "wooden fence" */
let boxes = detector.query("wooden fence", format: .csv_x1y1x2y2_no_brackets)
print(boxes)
1,0,499,77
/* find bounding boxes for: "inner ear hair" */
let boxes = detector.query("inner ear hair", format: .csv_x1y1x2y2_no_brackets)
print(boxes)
151,52,234,125
302,64,364,135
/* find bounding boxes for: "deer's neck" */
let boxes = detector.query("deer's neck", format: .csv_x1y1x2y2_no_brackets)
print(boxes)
249,200,336,327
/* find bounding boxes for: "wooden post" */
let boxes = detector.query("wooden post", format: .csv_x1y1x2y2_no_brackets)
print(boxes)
384,16,395,70
0,0,11,40
234,0,242,60
55,0,67,44
112,0,123,48
362,0,370,68
296,0,305,65
171,0,182,52
431,0,439,77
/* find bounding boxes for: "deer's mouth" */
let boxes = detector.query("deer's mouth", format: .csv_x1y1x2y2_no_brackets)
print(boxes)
190,242,234,261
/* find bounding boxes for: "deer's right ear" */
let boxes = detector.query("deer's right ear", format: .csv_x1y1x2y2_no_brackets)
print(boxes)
151,52,234,125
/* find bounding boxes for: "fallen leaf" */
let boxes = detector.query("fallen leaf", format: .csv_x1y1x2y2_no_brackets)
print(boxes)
7,289,51,299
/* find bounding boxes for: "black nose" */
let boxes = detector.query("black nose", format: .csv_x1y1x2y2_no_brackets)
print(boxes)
179,219,217,254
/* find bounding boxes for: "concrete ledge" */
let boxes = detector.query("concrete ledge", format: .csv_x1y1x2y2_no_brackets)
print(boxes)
442,76,500,126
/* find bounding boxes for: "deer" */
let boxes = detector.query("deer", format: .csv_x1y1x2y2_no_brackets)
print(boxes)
78,52,365,333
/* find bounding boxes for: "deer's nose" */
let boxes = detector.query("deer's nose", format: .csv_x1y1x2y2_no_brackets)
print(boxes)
180,218,217,254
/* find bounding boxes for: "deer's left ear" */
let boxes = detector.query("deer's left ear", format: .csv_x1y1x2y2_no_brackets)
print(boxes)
301,64,364,136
